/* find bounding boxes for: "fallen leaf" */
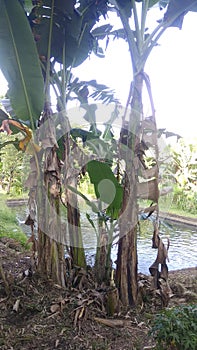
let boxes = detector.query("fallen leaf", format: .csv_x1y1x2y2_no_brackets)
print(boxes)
50,304,60,313
13,299,20,312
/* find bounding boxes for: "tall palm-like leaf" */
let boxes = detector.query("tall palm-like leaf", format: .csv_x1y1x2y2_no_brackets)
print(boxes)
0,0,44,129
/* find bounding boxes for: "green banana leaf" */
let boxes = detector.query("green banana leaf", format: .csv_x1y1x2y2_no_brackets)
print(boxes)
86,160,123,219
164,0,197,29
0,0,44,129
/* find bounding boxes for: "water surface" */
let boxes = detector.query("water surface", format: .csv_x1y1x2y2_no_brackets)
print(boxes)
13,205,197,274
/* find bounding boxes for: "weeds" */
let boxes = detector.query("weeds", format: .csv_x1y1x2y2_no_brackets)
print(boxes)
150,304,197,350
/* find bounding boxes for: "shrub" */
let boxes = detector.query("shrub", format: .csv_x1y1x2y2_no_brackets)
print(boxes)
172,186,197,215
150,304,197,350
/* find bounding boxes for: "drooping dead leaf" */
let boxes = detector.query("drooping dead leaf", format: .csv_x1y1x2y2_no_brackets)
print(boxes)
141,117,157,147
45,147,61,173
23,140,41,154
0,119,40,152
152,222,160,249
149,233,171,305
0,119,12,135
137,178,159,202
139,165,158,179
1,119,27,134
39,116,58,149
141,117,156,131
25,214,34,226
19,131,32,151
135,140,149,169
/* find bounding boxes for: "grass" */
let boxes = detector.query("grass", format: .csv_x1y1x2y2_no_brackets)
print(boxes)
160,203,197,219
139,198,197,220
0,191,28,200
0,193,28,247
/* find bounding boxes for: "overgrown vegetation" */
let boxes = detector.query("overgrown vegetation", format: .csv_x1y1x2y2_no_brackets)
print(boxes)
150,304,197,350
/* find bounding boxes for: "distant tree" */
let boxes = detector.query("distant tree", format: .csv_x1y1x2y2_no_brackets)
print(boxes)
0,133,26,194
170,138,197,213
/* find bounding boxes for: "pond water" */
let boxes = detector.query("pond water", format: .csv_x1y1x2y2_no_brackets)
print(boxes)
13,205,197,275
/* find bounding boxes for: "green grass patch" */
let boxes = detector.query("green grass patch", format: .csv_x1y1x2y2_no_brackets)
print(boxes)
160,204,197,219
0,194,28,247
139,198,197,219
0,191,28,200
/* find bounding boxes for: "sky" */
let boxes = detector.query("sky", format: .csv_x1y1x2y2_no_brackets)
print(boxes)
72,8,197,140
0,7,197,140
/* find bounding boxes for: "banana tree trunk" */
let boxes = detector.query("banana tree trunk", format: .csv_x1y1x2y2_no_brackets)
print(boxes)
95,223,109,283
36,145,66,287
26,105,66,287
64,135,86,268
116,72,144,306
66,189,86,268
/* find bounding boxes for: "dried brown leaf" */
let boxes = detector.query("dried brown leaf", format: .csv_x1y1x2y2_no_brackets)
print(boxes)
137,179,159,202
50,303,60,313
0,119,12,135
139,165,158,179
13,299,20,312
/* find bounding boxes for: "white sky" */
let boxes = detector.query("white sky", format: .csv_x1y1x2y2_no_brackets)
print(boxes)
0,8,197,139
72,10,197,139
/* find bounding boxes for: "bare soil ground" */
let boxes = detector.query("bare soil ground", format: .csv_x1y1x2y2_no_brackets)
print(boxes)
0,237,196,350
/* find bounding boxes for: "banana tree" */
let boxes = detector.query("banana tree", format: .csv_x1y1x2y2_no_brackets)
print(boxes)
28,0,123,274
1,0,197,299
107,0,197,306
0,0,111,284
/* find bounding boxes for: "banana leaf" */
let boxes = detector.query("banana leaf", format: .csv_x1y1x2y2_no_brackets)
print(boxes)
164,0,197,29
86,160,123,219
0,0,44,129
